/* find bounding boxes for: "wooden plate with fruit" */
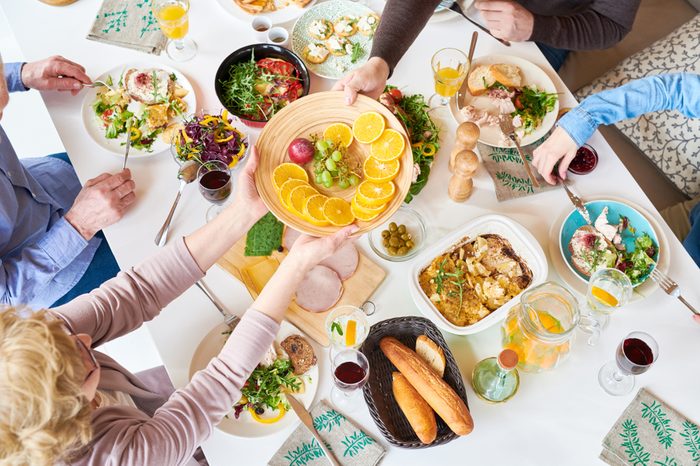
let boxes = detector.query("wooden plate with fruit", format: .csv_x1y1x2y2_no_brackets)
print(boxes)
256,91,413,236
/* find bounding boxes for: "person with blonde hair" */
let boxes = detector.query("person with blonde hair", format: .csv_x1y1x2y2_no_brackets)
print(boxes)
0,147,356,465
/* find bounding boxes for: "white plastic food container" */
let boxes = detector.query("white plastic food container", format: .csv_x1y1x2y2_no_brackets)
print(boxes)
409,214,548,335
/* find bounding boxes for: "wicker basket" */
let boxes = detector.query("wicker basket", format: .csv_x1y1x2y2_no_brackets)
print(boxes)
360,316,470,448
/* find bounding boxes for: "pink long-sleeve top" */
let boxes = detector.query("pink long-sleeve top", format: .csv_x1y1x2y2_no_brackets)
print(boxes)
52,238,280,465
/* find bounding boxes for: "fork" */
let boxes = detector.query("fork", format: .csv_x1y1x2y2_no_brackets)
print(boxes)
650,268,699,315
498,116,540,188
83,80,116,92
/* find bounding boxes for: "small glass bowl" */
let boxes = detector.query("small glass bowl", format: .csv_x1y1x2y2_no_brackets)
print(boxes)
368,205,426,262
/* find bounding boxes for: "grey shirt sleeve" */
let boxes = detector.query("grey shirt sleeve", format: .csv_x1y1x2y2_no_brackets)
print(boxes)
529,0,642,50
370,0,441,74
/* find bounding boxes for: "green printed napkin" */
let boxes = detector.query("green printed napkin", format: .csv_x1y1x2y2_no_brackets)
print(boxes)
87,0,167,55
478,137,557,201
600,388,700,466
268,401,385,466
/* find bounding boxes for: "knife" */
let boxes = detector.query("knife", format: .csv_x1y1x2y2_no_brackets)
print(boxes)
286,395,341,466
559,177,592,225
122,118,133,170
457,31,478,112
449,2,511,47
194,279,240,330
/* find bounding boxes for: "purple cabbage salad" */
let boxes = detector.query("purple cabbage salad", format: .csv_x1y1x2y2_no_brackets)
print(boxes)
174,110,248,168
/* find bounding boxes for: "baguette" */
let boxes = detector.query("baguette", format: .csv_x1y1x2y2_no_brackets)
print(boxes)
380,337,473,436
392,372,437,444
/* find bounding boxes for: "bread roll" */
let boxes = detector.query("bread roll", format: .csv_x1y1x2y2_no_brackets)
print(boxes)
467,63,522,95
392,372,437,444
380,337,474,436
415,335,446,377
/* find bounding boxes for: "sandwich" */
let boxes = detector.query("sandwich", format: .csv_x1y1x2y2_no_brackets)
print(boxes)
568,225,619,277
467,63,522,96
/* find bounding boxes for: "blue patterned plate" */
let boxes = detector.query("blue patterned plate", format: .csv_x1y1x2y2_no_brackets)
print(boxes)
558,199,660,287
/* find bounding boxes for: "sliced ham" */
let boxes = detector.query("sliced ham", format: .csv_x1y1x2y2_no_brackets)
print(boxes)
319,242,359,280
295,265,343,313
283,227,302,250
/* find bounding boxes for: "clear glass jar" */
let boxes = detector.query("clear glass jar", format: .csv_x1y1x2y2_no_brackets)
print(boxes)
501,282,585,373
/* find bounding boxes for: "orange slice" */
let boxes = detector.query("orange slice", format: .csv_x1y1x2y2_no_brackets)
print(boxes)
590,286,619,307
356,180,395,207
370,129,406,161
272,163,308,191
323,197,355,226
351,198,382,221
345,319,357,347
303,194,330,226
363,156,400,183
323,123,354,147
352,111,385,144
353,193,387,212
279,179,308,207
289,185,318,217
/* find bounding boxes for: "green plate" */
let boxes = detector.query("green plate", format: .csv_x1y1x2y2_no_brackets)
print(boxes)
291,0,377,79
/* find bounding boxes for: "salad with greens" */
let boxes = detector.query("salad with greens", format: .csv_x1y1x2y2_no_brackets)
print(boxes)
618,233,657,283
511,86,558,135
234,358,301,420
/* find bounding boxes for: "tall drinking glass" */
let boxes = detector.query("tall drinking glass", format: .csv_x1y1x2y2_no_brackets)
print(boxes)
430,48,469,107
197,160,232,222
598,331,658,396
153,0,197,62
331,349,369,412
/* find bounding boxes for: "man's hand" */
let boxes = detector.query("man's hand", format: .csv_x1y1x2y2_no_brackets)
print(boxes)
474,1,534,42
21,56,91,95
532,127,579,185
64,169,136,240
332,57,390,105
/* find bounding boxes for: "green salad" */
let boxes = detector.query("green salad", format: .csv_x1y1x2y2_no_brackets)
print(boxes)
234,358,301,419
511,86,558,135
619,233,657,283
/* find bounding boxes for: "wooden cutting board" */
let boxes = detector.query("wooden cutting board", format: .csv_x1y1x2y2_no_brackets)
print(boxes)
217,236,386,346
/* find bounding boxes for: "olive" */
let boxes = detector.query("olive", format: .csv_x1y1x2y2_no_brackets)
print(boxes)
381,230,390,239
383,239,390,247
388,247,398,255
398,224,406,234
406,240,415,249
389,237,400,247
389,222,397,232
397,247,408,256
255,406,265,415
401,234,411,241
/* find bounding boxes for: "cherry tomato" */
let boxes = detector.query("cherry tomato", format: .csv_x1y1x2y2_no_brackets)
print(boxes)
514,96,524,110
257,58,296,77
388,88,402,102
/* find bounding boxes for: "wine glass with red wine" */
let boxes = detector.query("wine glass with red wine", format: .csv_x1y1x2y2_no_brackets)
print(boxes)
598,331,658,396
197,160,232,222
331,349,369,412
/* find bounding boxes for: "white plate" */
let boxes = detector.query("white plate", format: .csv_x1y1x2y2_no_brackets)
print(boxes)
188,320,319,438
409,214,548,335
548,196,670,301
449,54,559,148
291,0,376,79
80,62,197,159
215,0,318,25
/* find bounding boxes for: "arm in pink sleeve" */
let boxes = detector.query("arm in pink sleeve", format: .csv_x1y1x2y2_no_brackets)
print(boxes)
86,309,279,465
53,238,204,346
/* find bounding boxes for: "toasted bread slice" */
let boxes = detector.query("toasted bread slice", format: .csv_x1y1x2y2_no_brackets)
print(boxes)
333,16,357,37
415,335,446,377
124,68,174,105
303,43,330,64
281,335,317,375
467,63,522,96
308,19,333,40
568,225,619,277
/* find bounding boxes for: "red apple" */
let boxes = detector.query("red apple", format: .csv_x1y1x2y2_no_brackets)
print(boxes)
288,138,315,165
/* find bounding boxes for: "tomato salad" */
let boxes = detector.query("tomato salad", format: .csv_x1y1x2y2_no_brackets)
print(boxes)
218,57,304,121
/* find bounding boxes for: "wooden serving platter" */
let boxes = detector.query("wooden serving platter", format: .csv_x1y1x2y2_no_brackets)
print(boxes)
255,91,414,237
217,233,386,346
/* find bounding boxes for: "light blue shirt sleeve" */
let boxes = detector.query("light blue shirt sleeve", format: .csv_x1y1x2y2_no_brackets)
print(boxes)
0,212,88,306
4,62,28,93
558,73,700,147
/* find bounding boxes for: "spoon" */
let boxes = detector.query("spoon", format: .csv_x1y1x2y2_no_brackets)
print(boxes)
155,160,198,247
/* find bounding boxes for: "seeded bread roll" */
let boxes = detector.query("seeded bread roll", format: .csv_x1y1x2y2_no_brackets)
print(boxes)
380,337,473,436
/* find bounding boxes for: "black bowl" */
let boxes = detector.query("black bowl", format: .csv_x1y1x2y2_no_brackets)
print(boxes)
214,43,311,128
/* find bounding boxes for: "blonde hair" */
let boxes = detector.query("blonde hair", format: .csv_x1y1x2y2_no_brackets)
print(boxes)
0,308,93,466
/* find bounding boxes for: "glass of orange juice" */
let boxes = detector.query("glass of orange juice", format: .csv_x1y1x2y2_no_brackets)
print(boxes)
430,48,469,106
153,0,197,62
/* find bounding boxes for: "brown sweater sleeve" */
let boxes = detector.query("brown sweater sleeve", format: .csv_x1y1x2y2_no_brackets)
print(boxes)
529,0,641,50
370,0,442,74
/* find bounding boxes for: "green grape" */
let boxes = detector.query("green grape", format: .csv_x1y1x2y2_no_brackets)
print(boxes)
315,174,323,184
325,158,337,171
331,150,342,162
321,170,332,185
315,140,329,152
338,178,350,189
349,174,360,186
323,179,333,188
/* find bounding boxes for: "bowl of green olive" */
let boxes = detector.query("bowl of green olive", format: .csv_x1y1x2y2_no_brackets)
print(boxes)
368,205,426,262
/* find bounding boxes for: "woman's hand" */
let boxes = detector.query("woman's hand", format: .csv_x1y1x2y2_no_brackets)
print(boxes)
229,145,268,229
287,225,359,272
332,57,390,105
532,127,579,185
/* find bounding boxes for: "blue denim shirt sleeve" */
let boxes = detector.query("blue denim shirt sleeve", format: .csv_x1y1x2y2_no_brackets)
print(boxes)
558,73,700,147
0,215,88,305
4,62,28,93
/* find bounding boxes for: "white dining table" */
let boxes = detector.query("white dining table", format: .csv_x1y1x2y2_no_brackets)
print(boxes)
3,1,700,465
